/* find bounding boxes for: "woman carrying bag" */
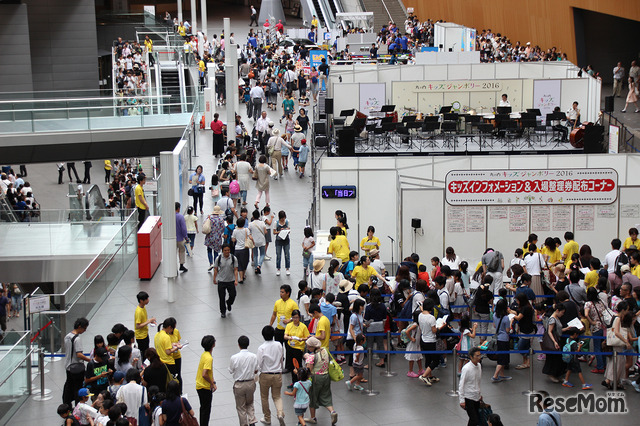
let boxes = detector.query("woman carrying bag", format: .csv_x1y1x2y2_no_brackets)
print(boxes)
603,301,632,389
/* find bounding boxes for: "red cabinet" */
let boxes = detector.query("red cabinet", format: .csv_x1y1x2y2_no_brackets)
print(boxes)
138,216,162,279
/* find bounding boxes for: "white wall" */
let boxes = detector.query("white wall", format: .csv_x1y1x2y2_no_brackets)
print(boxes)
317,154,640,267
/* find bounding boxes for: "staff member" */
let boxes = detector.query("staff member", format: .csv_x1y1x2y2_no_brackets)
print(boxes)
269,285,299,344
196,335,217,426
229,335,259,426
210,113,226,157
257,326,285,426
135,173,148,230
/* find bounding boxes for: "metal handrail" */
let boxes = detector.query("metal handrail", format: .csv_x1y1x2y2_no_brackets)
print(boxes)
3,102,195,114
0,348,34,388
379,0,394,23
0,95,172,105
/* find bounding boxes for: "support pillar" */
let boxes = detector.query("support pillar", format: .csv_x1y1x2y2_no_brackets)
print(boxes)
160,151,177,303
177,0,183,23
201,0,208,37
190,0,197,34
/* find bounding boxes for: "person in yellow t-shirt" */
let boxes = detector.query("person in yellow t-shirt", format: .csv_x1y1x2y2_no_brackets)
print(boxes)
135,173,149,230
584,259,600,288
541,237,562,267
144,35,153,52
284,310,310,385
522,233,539,254
351,255,385,290
178,23,186,37
328,226,349,262
360,225,380,255
269,285,299,343
562,231,579,268
196,335,217,425
134,291,156,360
309,305,331,348
154,318,183,391
623,227,639,252
337,216,348,237
104,160,112,184
311,15,319,29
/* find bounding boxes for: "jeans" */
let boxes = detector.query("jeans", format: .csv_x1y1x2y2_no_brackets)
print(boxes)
275,240,290,269
303,253,313,272
252,246,265,268
187,233,196,249
207,248,219,265
240,190,247,204
11,295,21,313
197,388,213,425
592,329,606,370
218,281,236,314
192,191,204,213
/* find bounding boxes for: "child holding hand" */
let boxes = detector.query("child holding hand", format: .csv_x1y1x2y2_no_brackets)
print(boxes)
285,368,312,426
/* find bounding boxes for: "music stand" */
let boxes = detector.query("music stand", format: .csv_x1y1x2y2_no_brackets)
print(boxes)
526,109,542,117
477,123,494,150
443,113,459,121
499,120,519,149
380,105,396,113
441,121,458,149
438,106,452,114
423,115,439,123
402,115,417,123
351,117,366,130
496,106,512,115
521,119,537,148
381,121,397,149
381,116,393,124
419,121,440,150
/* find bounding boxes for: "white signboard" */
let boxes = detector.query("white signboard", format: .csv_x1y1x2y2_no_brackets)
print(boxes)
359,83,386,114
533,79,561,118
29,296,50,314
445,168,618,205
609,124,619,154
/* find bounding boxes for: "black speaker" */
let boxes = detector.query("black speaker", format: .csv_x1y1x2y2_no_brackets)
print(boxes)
338,128,355,156
315,135,328,147
313,121,326,135
411,218,421,229
583,125,606,153
325,98,334,115
604,96,614,113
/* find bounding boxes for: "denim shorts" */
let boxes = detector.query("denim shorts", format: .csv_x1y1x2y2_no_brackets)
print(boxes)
295,407,307,416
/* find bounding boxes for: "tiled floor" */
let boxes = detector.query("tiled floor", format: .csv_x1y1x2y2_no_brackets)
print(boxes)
6,9,640,426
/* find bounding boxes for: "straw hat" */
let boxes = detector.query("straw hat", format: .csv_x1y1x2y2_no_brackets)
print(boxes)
212,205,224,215
339,279,354,293
294,124,302,132
621,264,631,274
272,128,280,136
313,259,325,272
306,336,321,348
369,249,379,258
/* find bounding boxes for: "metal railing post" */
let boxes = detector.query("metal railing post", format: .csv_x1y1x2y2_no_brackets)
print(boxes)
363,346,379,396
522,346,535,395
612,349,618,391
33,348,52,401
380,331,397,377
26,347,32,395
445,348,459,396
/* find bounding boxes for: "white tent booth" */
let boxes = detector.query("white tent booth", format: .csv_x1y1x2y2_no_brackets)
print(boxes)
315,153,640,269
326,61,601,123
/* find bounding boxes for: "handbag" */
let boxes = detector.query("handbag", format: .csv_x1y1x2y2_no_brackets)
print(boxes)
541,317,558,351
179,397,199,426
484,315,503,361
202,216,212,235
165,364,179,389
606,323,627,348
326,350,344,382
538,254,550,287
244,229,255,249
68,334,85,375
187,188,194,196
138,388,150,426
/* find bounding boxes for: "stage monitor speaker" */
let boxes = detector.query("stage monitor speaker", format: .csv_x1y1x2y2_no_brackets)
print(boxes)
338,128,355,156
411,218,421,229
604,96,614,113
583,125,606,153
325,98,334,115
314,121,326,135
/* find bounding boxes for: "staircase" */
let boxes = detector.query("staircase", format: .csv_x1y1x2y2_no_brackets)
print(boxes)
0,193,18,222
160,70,182,114
360,0,406,32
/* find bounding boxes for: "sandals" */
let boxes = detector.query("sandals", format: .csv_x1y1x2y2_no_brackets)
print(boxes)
515,364,530,370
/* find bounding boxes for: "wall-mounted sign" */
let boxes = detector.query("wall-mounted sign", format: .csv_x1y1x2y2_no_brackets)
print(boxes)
29,296,50,314
322,185,357,199
445,168,617,205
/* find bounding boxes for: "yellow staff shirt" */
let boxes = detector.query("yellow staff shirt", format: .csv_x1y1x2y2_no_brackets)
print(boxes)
134,184,146,210
195,351,213,390
285,322,310,351
315,315,331,348
562,240,579,268
134,306,148,339
360,236,380,253
154,330,175,365
273,298,299,330
328,235,350,262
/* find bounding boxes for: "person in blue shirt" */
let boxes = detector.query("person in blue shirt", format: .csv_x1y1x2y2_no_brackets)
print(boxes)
248,36,257,49
175,202,188,272
491,299,513,383
399,34,408,52
296,139,310,178
320,293,338,325
308,30,316,43
515,273,537,302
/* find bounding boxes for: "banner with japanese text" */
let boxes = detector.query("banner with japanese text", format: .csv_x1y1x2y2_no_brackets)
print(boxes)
445,169,617,205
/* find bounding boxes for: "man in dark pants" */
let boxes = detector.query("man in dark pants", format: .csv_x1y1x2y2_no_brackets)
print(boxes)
62,317,91,406
82,161,92,184
134,291,156,361
67,162,81,183
19,164,27,177
269,284,298,344
459,347,483,426
213,243,238,318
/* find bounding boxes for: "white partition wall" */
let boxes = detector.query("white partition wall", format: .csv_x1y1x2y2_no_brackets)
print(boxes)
318,154,639,266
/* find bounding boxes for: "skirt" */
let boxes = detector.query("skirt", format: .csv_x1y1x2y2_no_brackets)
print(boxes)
404,338,422,361
542,353,566,378
530,275,543,302
309,373,332,408
235,248,250,271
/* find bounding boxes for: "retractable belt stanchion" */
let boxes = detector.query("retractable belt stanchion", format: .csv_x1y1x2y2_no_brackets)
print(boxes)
612,349,618,391
380,331,397,377
33,348,52,401
445,347,459,397
363,345,379,396
522,347,535,396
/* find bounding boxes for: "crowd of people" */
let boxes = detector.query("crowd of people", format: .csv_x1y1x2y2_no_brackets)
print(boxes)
0,167,39,221
113,37,151,115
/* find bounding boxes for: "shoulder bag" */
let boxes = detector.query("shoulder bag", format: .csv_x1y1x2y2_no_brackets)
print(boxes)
485,315,504,361
179,397,199,426
138,388,151,426
326,350,344,382
68,334,85,375
202,215,212,235
606,318,627,348
244,228,255,249
541,317,558,351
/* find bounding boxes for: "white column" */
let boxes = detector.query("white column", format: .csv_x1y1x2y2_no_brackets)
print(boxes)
201,0,208,37
224,18,235,134
160,151,177,302
177,0,183,23
191,0,197,34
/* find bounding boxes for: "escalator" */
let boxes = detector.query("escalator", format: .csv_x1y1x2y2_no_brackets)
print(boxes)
311,0,325,27
160,69,182,114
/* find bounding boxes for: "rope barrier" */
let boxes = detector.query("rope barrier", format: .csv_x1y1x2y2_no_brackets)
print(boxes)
30,320,53,343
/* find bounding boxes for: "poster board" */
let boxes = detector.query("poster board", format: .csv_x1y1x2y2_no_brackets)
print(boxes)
334,83,359,113
533,79,561,118
359,83,386,115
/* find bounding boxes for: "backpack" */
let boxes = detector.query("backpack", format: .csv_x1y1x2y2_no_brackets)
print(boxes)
398,293,418,319
614,252,629,278
339,260,353,278
223,198,233,217
224,224,235,245
562,339,575,363
270,82,279,94
229,180,240,195
487,251,501,272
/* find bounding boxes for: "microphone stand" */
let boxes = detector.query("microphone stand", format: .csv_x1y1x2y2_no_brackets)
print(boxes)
387,235,395,275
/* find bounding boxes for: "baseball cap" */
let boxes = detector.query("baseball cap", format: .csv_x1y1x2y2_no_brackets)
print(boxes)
78,388,93,398
113,371,125,382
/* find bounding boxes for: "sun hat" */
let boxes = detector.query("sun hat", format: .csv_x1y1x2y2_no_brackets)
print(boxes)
369,249,379,257
212,205,224,215
339,279,354,293
272,128,280,136
313,259,325,272
306,336,321,348
294,124,302,132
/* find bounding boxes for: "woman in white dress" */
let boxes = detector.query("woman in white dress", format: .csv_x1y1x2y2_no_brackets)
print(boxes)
234,153,254,207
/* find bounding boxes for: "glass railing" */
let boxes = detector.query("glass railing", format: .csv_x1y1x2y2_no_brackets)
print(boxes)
29,210,138,345
0,331,33,424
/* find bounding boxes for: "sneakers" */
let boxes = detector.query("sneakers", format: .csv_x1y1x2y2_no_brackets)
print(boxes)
417,369,425,376
407,371,420,378
345,380,353,391
179,265,188,272
418,375,432,386
259,418,271,425
499,376,512,381
632,382,640,393
208,264,214,271
286,269,290,275
537,354,546,361
549,376,561,383
276,270,281,276
303,418,317,424
430,376,440,383
265,255,272,261
353,385,364,391
221,313,226,318
331,411,338,425
491,376,502,383
582,384,593,390
622,109,627,112
562,381,574,388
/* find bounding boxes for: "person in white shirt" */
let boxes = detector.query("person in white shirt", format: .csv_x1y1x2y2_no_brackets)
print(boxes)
498,93,510,107
255,111,270,153
115,369,148,424
229,335,259,426
256,326,285,426
604,238,623,291
459,347,483,425
566,101,580,128
369,249,386,276
249,85,265,121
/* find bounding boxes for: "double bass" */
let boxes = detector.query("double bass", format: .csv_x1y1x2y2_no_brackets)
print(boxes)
569,122,592,148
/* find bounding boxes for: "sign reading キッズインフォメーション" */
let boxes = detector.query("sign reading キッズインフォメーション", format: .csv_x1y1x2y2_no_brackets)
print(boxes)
445,169,618,206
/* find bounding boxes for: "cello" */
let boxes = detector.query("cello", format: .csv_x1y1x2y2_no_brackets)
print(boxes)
569,122,591,148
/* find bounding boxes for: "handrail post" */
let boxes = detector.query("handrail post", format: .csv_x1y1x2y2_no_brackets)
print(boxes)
26,347,32,395
445,347,459,396
363,346,379,396
380,331,397,377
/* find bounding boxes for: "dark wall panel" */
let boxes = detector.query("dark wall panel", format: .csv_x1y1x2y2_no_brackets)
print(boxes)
23,0,99,91
0,4,34,93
